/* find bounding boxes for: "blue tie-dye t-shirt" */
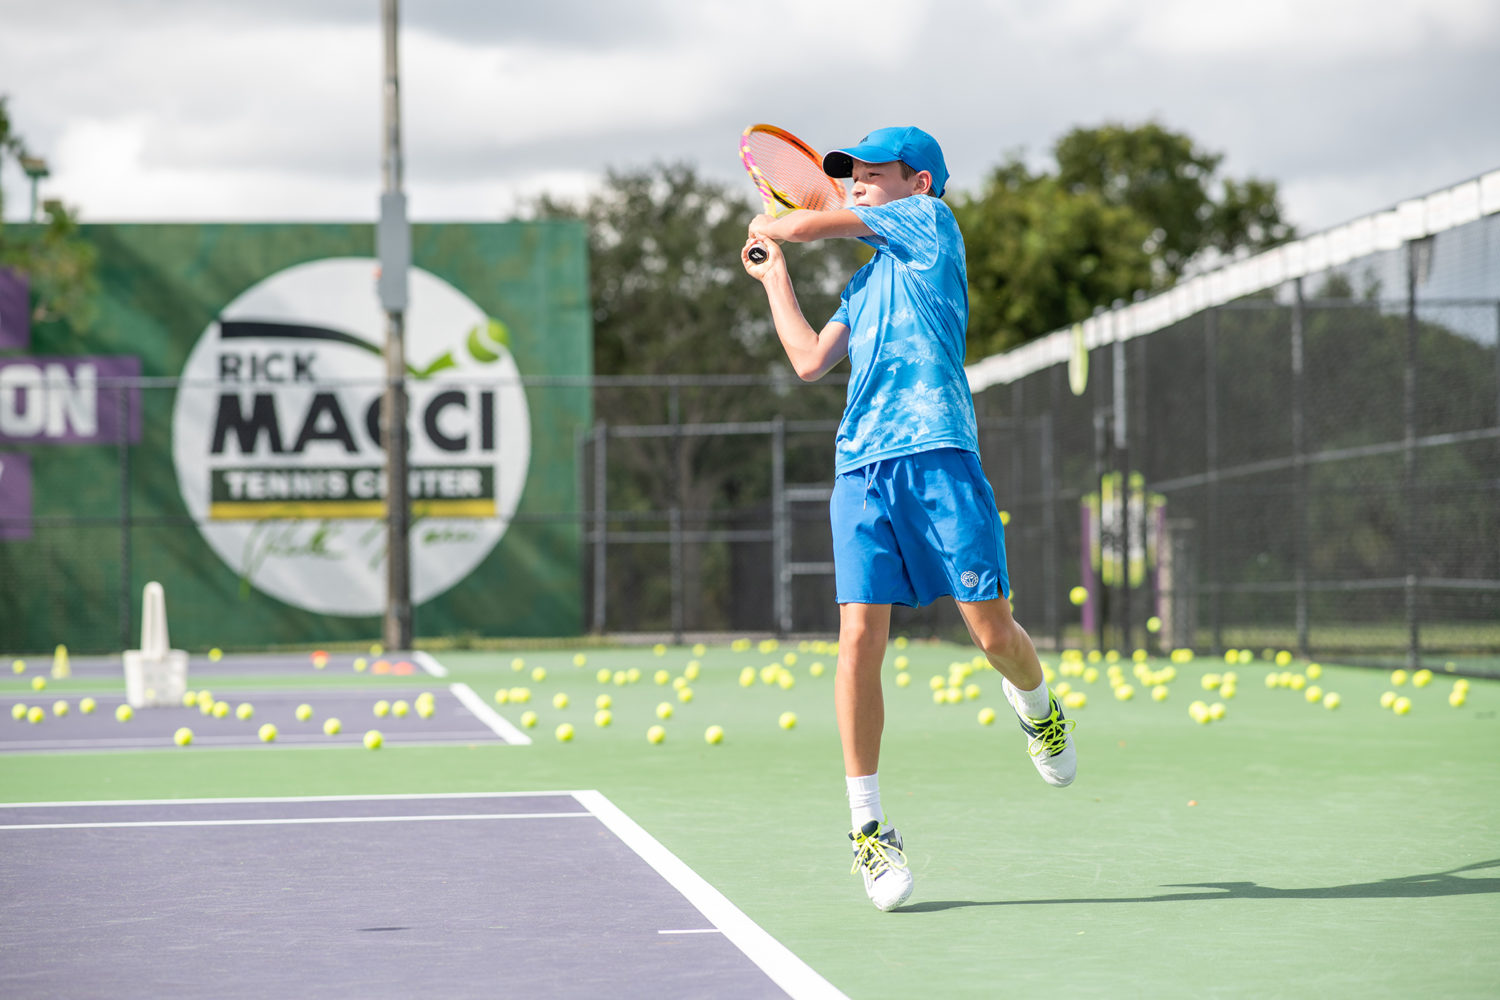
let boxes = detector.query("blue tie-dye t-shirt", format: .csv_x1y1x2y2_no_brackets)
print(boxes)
829,195,977,474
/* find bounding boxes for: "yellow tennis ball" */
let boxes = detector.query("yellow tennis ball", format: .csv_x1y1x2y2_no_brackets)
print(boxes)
626,668,641,683
778,711,797,730
1305,685,1323,703
1390,669,1408,686
1189,700,1210,724
573,653,587,667
738,667,756,688
646,725,666,744
552,692,570,710
363,729,383,749
594,709,613,728
704,724,724,745
369,643,384,656
115,704,133,722
895,671,911,688
11,703,27,720
51,699,68,717
372,700,390,718
1114,684,1135,701
1322,692,1341,710
531,667,547,683
511,657,526,672
1380,691,1397,709
258,723,278,742
323,717,342,735
692,643,707,657
1151,685,1169,702
677,687,694,703
595,694,612,710
1305,663,1322,679
809,661,825,678
174,727,193,747
353,657,368,672
208,647,223,662
596,668,612,684
26,705,44,723
1412,669,1432,688
494,688,510,704
684,661,701,681
295,703,313,722
555,723,575,743
30,676,45,691
612,670,627,686
1392,697,1411,715
1448,689,1466,707
654,669,671,685
235,702,254,721
9,659,23,674
182,691,198,708
510,688,530,703
519,710,538,728
391,700,409,718
213,701,229,718
1063,691,1087,709
655,702,674,720
977,707,996,725
652,643,667,657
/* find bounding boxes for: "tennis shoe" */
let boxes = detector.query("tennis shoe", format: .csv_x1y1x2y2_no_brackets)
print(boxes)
849,819,913,911
1002,678,1077,787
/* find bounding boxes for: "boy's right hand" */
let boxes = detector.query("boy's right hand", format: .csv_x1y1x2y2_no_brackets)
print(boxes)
742,235,781,279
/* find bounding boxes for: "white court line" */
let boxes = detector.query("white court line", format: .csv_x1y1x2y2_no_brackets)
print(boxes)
576,790,848,1000
449,682,531,745
658,928,723,935
0,790,577,809
412,651,448,678
0,812,590,832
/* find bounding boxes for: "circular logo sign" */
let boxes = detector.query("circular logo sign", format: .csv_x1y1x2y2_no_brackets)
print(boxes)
172,257,530,616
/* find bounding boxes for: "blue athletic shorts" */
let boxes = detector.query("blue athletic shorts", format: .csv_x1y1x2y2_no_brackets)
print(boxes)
830,448,1010,607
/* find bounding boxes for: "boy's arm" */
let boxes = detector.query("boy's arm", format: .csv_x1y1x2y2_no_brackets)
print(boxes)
741,238,849,382
749,208,872,245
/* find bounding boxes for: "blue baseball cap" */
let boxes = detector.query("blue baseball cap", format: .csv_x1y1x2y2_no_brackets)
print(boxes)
823,126,949,197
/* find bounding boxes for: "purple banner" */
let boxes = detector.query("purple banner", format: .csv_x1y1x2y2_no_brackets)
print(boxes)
0,452,31,540
0,268,28,350
0,355,142,444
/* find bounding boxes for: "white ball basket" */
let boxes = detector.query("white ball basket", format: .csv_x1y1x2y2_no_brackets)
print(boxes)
122,581,189,708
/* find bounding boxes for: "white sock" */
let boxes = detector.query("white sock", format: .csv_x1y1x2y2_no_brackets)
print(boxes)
1014,680,1052,719
846,773,882,831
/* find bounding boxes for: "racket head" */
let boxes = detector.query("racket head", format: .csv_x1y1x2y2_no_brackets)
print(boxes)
740,124,847,216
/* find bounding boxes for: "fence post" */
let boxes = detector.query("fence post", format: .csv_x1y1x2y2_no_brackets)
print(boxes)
118,378,132,651
1204,305,1222,655
1113,299,1131,654
1403,239,1429,670
772,416,788,635
669,384,684,643
592,421,607,635
1291,277,1309,656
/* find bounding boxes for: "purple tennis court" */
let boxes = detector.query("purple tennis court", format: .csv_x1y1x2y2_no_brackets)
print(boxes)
24,650,442,680
0,792,842,999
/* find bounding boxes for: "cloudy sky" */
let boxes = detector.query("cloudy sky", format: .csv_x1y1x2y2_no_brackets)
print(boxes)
2,0,1497,234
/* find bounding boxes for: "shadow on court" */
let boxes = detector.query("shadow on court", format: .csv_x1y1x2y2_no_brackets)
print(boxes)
897,858,1500,912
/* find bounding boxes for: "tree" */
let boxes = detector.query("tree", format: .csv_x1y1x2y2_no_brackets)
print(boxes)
0,95,97,335
1054,120,1294,283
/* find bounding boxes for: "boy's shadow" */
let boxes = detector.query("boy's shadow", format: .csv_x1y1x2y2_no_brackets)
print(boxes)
898,858,1500,912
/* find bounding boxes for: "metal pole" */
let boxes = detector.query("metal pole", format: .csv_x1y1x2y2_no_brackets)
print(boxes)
1205,306,1222,655
1291,278,1309,656
1112,301,1130,654
669,384,684,644
772,417,788,635
118,380,132,651
378,0,412,651
592,422,607,634
1403,240,1424,670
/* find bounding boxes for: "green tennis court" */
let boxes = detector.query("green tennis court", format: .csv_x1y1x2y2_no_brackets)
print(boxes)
3,641,1497,998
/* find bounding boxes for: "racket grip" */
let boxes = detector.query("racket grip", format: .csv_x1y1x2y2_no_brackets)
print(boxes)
748,245,767,264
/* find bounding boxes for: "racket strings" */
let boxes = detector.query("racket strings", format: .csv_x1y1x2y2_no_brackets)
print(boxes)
743,134,845,212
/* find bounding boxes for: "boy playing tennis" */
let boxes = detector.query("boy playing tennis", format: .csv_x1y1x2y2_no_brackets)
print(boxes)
742,126,1076,911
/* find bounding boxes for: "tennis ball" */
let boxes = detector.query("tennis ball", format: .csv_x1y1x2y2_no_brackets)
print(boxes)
258,723,278,742
363,729,383,749
1380,691,1397,709
626,668,642,683
555,723,575,743
1322,692,1341,709
1275,651,1292,666
1305,663,1322,679
778,711,797,730
1219,683,1237,699
30,676,45,691
1082,667,1099,684
1392,696,1412,716
369,643,384,656
27,705,44,723
1288,674,1307,691
678,687,694,703
10,703,26,720
572,653,587,667
235,702,254,721
115,704,133,722
704,724,725,745
595,694,612,710
646,725,666,745
551,692,569,710
692,643,707,657
353,657,368,672
390,700,408,718
978,707,996,726
892,655,910,671
295,703,313,722
1390,669,1408,686
1201,673,1221,691
809,661,825,678
1265,673,1279,689
1208,702,1226,720
893,635,908,649
212,701,229,719
9,659,23,674
323,717,342,735
173,727,193,746
612,670,627,686
494,688,510,704
373,700,390,718
1189,700,1210,724
1146,615,1162,633
1305,685,1323,703
1114,684,1135,701
52,699,68,717
519,710,538,728
182,691,199,708
684,661,701,681
1448,689,1466,707
596,668,612,684
1151,685,1169,702
531,666,547,683
1067,586,1088,607
1412,669,1433,688
509,657,525,672
510,688,530,703
964,683,982,700
655,702,674,720
594,709,613,727
209,647,223,662
738,667,756,688
1063,691,1087,709
654,669,670,685
652,643,667,657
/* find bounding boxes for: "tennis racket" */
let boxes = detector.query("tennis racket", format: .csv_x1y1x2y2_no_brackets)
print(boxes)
739,124,847,263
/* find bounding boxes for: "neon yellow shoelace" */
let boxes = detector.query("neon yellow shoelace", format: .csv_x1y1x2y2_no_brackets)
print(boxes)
851,831,909,878
1026,713,1077,758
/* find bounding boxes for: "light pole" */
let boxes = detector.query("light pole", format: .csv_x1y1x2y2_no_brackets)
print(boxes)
377,0,413,651
19,155,49,223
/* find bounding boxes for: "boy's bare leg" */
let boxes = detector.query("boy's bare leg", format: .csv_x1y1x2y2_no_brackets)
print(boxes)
955,596,1043,690
835,602,891,777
